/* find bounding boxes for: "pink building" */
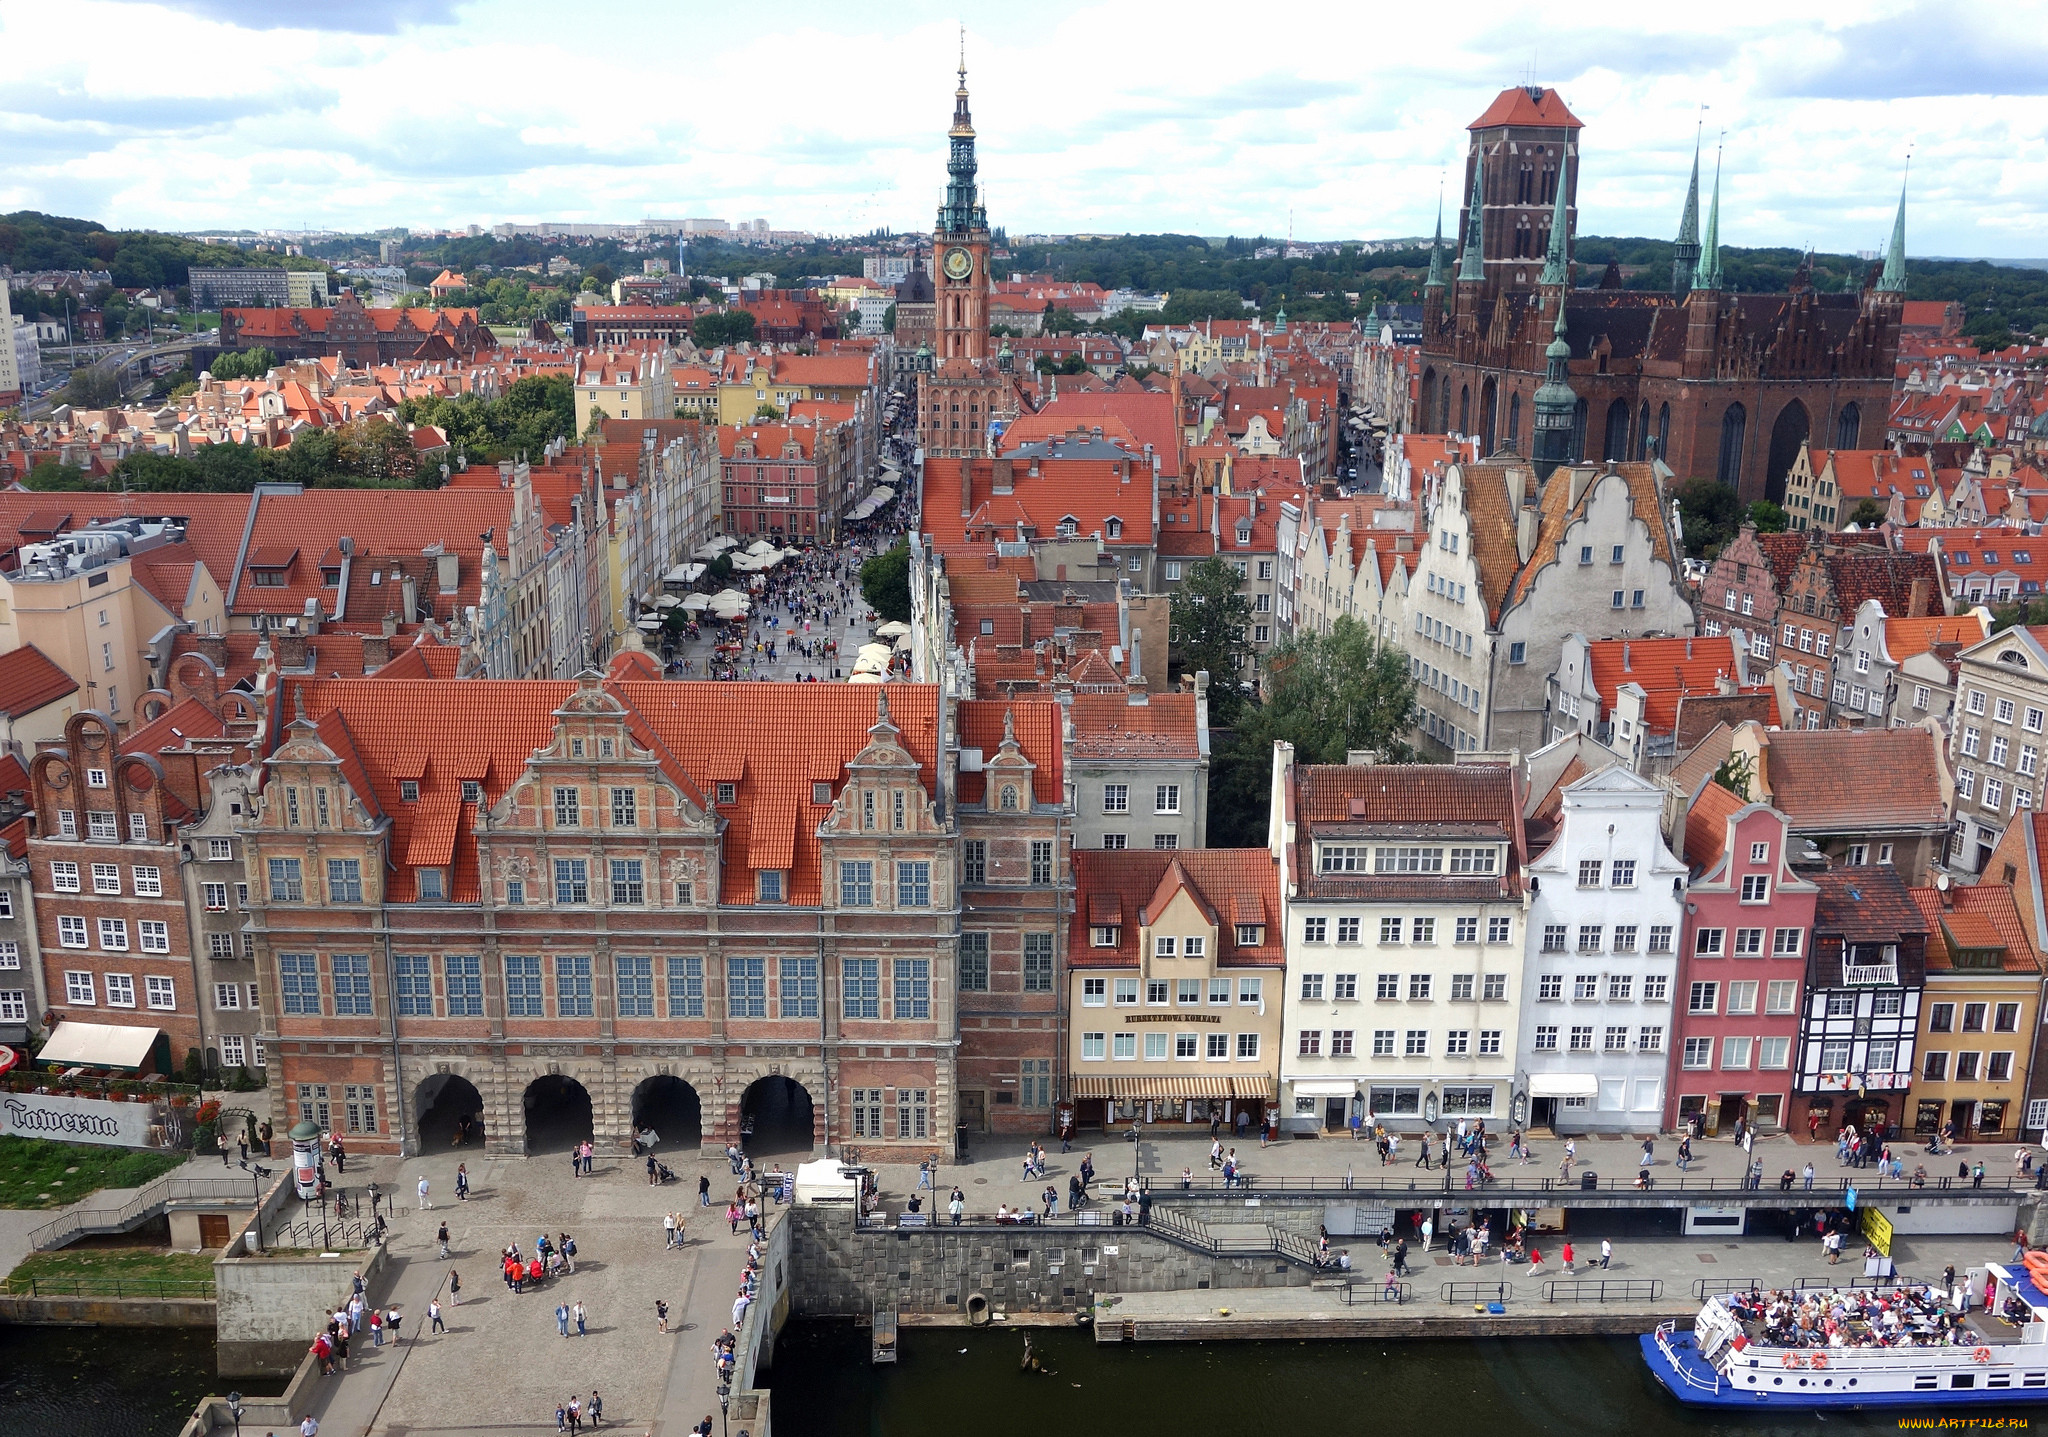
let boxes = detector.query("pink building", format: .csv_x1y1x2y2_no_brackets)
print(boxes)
1666,785,1820,1137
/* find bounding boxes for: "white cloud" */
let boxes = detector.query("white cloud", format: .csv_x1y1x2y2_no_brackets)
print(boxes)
0,0,2042,256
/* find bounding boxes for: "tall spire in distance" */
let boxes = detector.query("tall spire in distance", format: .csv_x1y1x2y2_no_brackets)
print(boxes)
1671,122,1702,294
938,28,985,235
1457,156,1486,282
1691,142,1723,292
1424,193,1445,289
1539,150,1573,287
1878,155,1910,294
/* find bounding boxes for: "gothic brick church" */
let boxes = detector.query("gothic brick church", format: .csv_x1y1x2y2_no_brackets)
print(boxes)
1417,86,1906,505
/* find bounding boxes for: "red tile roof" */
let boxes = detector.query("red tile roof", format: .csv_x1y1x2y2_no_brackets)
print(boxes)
1068,693,1202,761
1910,883,2040,974
1760,727,1947,831
1068,849,1284,969
1467,86,1582,130
955,699,1063,806
1582,635,1758,733
0,645,78,718
1682,782,1745,873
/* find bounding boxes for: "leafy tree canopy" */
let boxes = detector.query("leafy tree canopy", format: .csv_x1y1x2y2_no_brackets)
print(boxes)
1167,557,1256,724
692,310,757,348
860,543,912,625
1676,477,1744,561
1747,500,1789,534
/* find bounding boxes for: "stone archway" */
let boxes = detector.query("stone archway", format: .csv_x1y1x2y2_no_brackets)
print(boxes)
739,1075,815,1158
415,1072,486,1153
631,1074,702,1149
522,1074,593,1154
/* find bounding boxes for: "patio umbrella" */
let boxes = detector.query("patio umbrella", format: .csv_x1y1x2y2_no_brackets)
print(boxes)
847,670,884,684
873,620,910,638
857,643,893,663
747,539,776,556
893,633,914,652
655,595,681,609
680,594,711,612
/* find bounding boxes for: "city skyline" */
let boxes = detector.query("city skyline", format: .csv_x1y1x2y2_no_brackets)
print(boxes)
0,0,2044,257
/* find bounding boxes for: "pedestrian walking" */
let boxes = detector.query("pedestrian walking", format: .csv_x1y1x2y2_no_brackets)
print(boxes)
429,1299,445,1333
589,1391,603,1427
568,1396,582,1433
556,1401,568,1434
575,1300,588,1336
449,1270,461,1305
556,1301,571,1338
656,1299,669,1334
699,1174,711,1207
1526,1246,1544,1276
301,1417,319,1437
387,1306,403,1342
727,1201,741,1235
647,1153,659,1186
1600,1238,1612,1270
1562,1241,1575,1273
563,1233,577,1272
664,1212,677,1249
1802,1162,1815,1190
369,1307,384,1347
1422,1216,1434,1251
949,1191,964,1225
1639,1139,1654,1170
438,1221,450,1259
418,1175,430,1209
456,1164,469,1201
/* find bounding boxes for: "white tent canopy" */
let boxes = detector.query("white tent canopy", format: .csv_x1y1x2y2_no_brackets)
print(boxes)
654,595,681,609
869,485,895,502
692,536,738,559
847,670,884,684
873,621,910,638
746,539,777,556
37,1020,161,1072
637,615,666,631
680,594,711,612
664,562,706,585
892,633,914,652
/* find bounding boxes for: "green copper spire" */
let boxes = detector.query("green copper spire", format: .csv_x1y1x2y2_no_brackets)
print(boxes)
1532,303,1576,480
1539,151,1572,287
1457,159,1485,282
1671,133,1702,293
1423,197,1446,289
1691,146,1723,293
1877,161,1909,294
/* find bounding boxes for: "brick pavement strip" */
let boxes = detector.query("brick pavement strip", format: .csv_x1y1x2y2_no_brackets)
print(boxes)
295,1148,760,1437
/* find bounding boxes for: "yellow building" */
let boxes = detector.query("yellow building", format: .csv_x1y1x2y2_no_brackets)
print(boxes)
1067,850,1284,1132
573,349,673,434
715,353,876,426
1907,882,2044,1142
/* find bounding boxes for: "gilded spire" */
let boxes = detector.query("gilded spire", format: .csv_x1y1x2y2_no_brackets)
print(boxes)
1878,157,1909,294
1457,157,1485,282
1423,194,1445,289
1538,150,1572,287
1691,143,1723,293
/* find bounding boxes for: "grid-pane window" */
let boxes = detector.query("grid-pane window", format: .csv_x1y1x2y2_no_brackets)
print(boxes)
727,957,766,1018
843,959,879,1019
893,958,931,1019
505,955,544,1016
963,841,986,884
897,861,932,907
280,954,319,1014
395,955,433,1016
1030,841,1054,884
298,1083,330,1129
959,933,989,992
268,858,303,902
840,861,873,906
445,954,483,1016
1021,1060,1051,1108
896,1088,929,1140
327,859,362,903
780,957,819,1017
611,788,637,828
139,920,169,953
332,954,372,1016
555,955,593,1016
554,859,589,905
666,957,704,1017
343,1084,378,1134
200,882,228,911
614,962,655,1019
1022,933,1054,992
554,788,580,827
609,859,644,905
851,1089,884,1139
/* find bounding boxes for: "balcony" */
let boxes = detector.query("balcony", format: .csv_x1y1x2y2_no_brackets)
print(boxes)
1841,962,1898,988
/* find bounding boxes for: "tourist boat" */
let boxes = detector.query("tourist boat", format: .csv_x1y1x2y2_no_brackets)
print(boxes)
1642,1263,2048,1409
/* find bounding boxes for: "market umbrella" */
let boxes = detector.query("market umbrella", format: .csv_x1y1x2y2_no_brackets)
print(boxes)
655,595,681,609
747,539,776,556
847,670,884,684
873,620,910,638
893,633,914,652
680,594,711,612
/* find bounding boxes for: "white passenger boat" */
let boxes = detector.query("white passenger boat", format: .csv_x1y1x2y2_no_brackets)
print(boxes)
1643,1263,2048,1409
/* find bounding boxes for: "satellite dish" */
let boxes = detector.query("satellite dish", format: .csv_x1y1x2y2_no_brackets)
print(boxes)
1935,872,1951,892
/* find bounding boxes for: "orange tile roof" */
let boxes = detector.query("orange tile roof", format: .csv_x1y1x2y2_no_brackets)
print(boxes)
1068,693,1201,761
1068,848,1284,969
1762,727,1947,831
1467,86,1582,130
1910,883,2041,973
0,645,78,718
1583,635,1747,732
1884,612,1988,660
1682,782,1745,873
955,699,1063,806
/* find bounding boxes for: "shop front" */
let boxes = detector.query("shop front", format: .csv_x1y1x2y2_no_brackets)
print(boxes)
1070,1075,1272,1133
1289,1079,1359,1135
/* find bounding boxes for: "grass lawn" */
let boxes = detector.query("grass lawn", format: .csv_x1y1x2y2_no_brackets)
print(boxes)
0,1136,188,1209
6,1246,216,1295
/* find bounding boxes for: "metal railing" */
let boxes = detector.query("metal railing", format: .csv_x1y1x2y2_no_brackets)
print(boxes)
1693,1275,1930,1301
1653,1320,1723,1394
1694,1276,1770,1300
28,1175,259,1252
270,1218,379,1251
3,1274,215,1299
1441,1281,1516,1305
1129,1168,2036,1198
1340,1277,1412,1306
1543,1278,1664,1303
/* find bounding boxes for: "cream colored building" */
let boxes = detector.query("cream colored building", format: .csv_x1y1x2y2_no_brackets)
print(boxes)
573,350,674,433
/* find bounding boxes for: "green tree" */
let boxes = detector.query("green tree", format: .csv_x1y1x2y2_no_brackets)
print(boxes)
881,303,896,333
692,310,757,348
860,542,912,625
752,402,784,421
1168,557,1256,722
61,366,123,408
1746,500,1789,534
1710,754,1756,803
1206,617,1419,847
1848,498,1888,528
1675,477,1744,561
25,460,88,491
208,347,276,381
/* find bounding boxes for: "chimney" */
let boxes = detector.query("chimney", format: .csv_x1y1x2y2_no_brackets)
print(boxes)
276,632,309,670
361,633,392,671
1622,642,1632,673
400,573,420,622
1685,637,1693,660
196,633,229,669
381,612,399,639
302,596,322,637
1516,505,1539,564
1567,466,1593,509
437,551,460,595
1908,576,1931,618
1128,626,1142,683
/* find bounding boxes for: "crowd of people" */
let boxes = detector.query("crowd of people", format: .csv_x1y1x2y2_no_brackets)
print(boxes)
1728,1276,1992,1351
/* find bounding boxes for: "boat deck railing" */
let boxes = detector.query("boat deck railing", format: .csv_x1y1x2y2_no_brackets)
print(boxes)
1654,1319,1724,1394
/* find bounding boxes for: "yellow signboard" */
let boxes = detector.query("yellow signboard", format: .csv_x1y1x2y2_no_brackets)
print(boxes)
1862,1206,1893,1258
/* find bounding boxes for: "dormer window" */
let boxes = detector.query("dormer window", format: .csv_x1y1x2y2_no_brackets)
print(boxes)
400,781,420,802
1236,524,1252,547
1105,517,1123,540
717,782,737,805
1235,924,1264,946
812,782,833,805
1057,516,1079,538
417,868,445,902
1000,784,1020,812
1091,926,1119,947
757,871,784,904
321,567,341,587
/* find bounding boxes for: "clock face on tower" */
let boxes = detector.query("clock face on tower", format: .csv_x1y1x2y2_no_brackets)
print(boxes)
942,247,974,281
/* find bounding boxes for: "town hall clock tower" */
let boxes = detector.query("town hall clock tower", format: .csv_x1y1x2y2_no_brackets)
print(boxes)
918,50,1009,461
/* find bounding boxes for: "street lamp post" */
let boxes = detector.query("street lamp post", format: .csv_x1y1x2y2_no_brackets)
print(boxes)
225,1391,244,1437
718,1378,730,1437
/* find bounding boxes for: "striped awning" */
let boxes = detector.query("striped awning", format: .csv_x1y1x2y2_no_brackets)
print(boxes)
1230,1076,1275,1102
1070,1076,1237,1101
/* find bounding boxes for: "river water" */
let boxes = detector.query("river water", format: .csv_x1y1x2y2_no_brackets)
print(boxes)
771,1321,2048,1436
0,1327,230,1437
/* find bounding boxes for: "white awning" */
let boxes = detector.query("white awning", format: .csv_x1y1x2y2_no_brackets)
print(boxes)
37,1021,160,1072
1528,1073,1600,1099
1290,1080,1359,1098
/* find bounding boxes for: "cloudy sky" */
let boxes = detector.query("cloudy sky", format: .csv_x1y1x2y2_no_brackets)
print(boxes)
2,0,2044,257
